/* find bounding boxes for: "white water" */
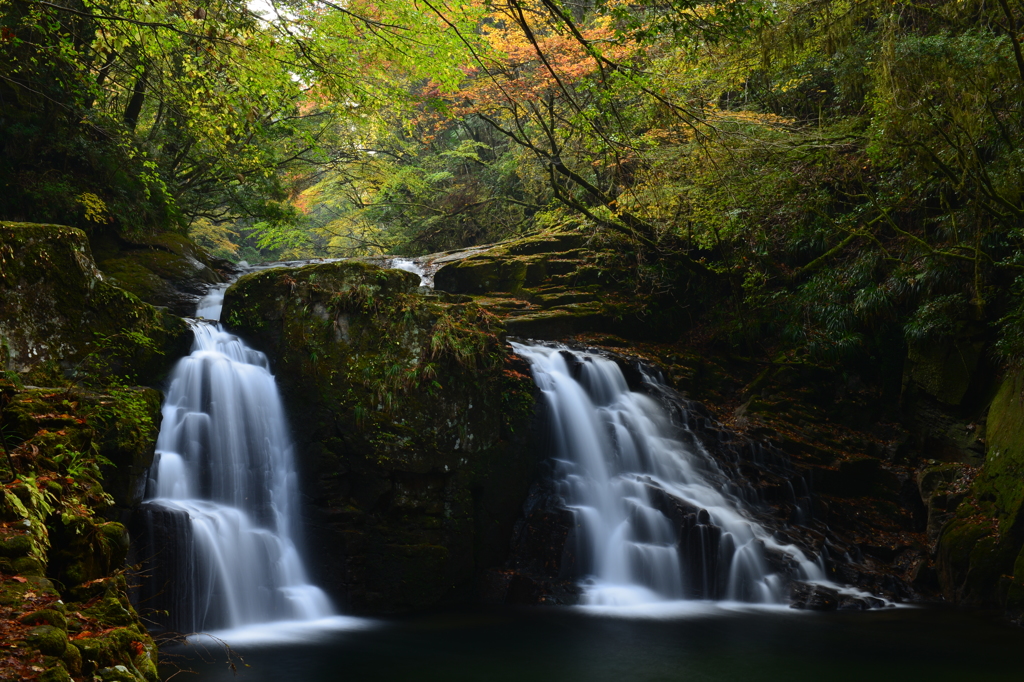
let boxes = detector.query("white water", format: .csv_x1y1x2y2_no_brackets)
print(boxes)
145,285,335,633
513,343,827,607
388,257,430,286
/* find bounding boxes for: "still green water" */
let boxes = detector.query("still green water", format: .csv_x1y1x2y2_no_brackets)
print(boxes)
164,604,1024,681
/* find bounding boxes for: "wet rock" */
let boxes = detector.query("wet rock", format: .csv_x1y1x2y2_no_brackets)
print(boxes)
789,582,839,611
938,368,1024,616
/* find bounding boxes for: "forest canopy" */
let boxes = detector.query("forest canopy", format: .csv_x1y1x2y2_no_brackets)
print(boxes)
3,0,1024,368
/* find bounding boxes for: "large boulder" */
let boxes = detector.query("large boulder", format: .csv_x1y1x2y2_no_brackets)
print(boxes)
91,231,226,317
221,260,541,612
0,222,190,386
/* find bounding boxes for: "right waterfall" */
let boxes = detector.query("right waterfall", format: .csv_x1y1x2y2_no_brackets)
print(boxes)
512,342,828,606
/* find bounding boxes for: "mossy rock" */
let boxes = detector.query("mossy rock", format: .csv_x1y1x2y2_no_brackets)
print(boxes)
38,660,74,682
19,607,68,631
0,576,61,607
61,635,83,675
1,386,162,511
0,379,159,681
220,260,541,613
74,626,153,681
49,520,130,591
91,230,223,316
503,303,612,340
27,624,68,656
0,222,191,386
433,230,589,296
937,368,1024,609
0,531,33,558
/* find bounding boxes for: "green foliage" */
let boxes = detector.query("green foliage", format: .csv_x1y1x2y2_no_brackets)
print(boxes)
0,0,487,240
74,330,162,388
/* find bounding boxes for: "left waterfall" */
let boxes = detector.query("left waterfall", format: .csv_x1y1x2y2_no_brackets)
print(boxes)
138,283,334,633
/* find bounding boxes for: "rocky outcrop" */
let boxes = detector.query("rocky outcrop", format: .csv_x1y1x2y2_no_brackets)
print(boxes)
221,260,541,613
484,344,926,608
0,221,202,680
433,230,641,339
0,222,191,387
90,231,227,317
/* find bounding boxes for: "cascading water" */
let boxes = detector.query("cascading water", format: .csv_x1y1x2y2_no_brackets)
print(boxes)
140,283,334,633
388,257,431,287
512,342,828,607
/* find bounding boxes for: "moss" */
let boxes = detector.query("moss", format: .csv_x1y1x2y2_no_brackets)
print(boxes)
26,624,68,656
79,577,139,627
96,258,169,305
0,221,191,387
74,626,153,679
19,607,68,630
91,230,223,314
38,660,73,682
0,531,34,557
0,379,159,680
432,230,591,296
937,368,1024,607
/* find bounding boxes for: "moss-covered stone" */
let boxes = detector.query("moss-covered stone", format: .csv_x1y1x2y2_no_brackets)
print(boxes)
937,368,1024,612
74,625,154,682
2,386,161,515
39,660,73,682
220,260,540,613
0,380,161,680
0,221,191,387
429,229,690,342
26,624,68,656
19,607,69,631
0,531,33,557
90,230,224,315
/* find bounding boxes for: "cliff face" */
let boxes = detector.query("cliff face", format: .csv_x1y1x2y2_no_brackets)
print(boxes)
221,261,541,613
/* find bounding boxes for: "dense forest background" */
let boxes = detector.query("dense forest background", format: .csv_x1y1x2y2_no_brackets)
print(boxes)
3,0,1024,379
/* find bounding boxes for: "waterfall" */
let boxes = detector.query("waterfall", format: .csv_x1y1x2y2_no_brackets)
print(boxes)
512,342,827,607
388,257,431,287
140,284,334,633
